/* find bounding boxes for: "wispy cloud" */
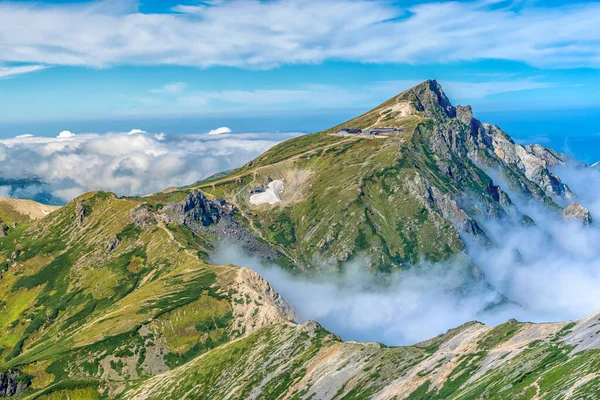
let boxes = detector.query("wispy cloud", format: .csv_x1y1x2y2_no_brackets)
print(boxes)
0,0,599,69
116,78,553,117
0,64,47,78
150,82,187,94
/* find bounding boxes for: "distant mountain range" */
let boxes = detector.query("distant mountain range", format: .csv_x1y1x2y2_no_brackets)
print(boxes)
1,81,600,399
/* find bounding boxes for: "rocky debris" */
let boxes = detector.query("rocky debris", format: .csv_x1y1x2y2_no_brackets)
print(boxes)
75,200,87,227
0,370,29,397
129,206,156,227
564,311,600,351
563,203,593,225
232,268,296,336
159,191,281,262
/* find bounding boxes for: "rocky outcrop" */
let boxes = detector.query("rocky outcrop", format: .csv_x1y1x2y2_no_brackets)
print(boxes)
564,203,593,225
158,191,281,262
75,200,87,227
403,81,572,202
231,268,296,336
0,222,8,237
0,370,29,397
161,190,233,227
107,236,121,252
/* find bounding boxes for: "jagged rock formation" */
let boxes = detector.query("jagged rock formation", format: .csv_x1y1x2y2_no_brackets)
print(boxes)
132,190,282,262
564,202,593,224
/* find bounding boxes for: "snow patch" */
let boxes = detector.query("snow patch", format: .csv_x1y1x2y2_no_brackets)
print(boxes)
250,180,284,205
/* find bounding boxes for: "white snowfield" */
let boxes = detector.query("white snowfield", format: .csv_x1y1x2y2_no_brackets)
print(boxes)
249,180,284,205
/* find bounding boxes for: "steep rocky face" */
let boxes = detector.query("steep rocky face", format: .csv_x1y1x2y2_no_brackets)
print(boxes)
161,190,232,226
397,79,456,121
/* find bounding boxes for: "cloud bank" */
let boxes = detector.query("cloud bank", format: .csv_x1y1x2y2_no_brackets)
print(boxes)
1,0,600,69
0,129,298,203
212,165,600,346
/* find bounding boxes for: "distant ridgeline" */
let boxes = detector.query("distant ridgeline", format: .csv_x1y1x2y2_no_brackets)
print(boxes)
0,177,64,206
1,80,599,399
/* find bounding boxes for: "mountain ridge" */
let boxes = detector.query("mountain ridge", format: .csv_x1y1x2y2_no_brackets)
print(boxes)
1,80,599,398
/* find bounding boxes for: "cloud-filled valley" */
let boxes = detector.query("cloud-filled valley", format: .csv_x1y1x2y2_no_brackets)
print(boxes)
0,129,298,203
213,164,600,346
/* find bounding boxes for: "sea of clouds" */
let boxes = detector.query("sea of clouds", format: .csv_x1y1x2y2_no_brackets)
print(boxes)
0,128,300,203
4,126,600,347
212,164,600,346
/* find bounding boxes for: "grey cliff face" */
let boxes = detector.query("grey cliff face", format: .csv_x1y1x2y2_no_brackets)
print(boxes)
0,371,29,397
414,82,572,202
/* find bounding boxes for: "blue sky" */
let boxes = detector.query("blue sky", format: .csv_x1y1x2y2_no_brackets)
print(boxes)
0,0,599,154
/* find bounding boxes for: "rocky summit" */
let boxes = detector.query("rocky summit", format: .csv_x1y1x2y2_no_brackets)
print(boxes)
1,80,600,399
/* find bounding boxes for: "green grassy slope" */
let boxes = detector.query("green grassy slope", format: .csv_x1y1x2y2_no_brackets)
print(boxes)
123,313,600,400
0,191,292,398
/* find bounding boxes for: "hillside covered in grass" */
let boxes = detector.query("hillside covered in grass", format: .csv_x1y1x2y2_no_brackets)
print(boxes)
0,191,292,398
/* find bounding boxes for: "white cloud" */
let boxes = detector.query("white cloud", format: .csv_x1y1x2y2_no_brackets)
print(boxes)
0,129,300,203
0,1,599,69
128,128,146,135
57,130,76,138
207,126,232,135
0,64,47,78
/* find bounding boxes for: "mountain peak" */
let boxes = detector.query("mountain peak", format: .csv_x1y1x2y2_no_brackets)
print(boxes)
396,79,456,120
